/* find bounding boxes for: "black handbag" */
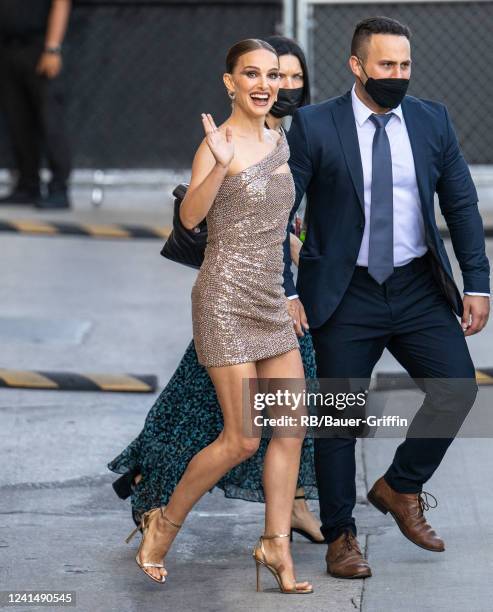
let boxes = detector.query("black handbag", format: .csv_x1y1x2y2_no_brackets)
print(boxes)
160,183,207,269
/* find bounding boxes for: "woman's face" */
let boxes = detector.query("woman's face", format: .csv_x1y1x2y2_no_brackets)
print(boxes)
278,54,304,90
224,49,280,117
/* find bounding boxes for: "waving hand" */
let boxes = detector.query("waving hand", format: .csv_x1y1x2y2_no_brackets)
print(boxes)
201,113,234,169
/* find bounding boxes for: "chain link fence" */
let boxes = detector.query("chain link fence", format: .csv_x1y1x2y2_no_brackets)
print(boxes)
0,0,282,170
1,1,490,169
301,1,493,164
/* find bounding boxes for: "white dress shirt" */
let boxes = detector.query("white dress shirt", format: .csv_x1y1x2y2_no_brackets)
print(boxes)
352,85,428,267
288,87,488,299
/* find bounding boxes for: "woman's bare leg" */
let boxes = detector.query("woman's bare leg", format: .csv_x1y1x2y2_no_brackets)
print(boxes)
257,348,312,591
291,488,324,542
138,361,260,580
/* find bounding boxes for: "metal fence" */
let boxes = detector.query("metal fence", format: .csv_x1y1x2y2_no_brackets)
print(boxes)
1,0,491,169
0,0,282,170
291,0,493,164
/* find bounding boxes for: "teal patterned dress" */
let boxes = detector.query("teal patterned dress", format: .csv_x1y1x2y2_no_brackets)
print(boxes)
107,333,318,522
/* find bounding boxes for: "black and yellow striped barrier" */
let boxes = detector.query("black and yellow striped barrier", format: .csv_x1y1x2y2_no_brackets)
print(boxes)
0,369,158,392
0,219,171,240
375,369,493,391
0,219,492,240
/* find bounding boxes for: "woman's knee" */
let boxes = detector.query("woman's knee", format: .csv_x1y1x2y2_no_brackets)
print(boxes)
270,432,305,452
222,435,261,462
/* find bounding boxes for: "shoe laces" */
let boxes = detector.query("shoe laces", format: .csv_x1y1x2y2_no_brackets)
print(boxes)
343,531,358,552
418,491,438,514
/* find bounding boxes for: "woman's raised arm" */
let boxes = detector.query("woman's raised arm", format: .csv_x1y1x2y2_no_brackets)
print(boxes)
179,114,234,229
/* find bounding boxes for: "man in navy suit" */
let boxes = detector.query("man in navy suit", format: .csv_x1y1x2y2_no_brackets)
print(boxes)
284,17,490,578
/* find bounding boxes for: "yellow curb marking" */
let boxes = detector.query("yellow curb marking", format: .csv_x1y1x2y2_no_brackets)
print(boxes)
3,220,172,239
0,369,58,388
10,220,58,234
152,226,172,238
476,370,493,384
86,374,152,392
81,224,131,238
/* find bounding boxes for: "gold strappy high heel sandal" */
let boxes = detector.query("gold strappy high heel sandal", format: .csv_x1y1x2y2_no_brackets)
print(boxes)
126,506,182,584
252,533,313,594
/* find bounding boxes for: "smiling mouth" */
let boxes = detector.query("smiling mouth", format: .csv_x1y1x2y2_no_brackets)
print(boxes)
250,92,270,107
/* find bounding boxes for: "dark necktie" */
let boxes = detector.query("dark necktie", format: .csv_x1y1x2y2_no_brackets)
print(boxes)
368,113,393,284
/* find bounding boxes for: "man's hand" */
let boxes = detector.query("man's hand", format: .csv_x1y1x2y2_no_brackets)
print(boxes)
36,53,62,79
461,295,490,336
287,298,309,337
289,233,303,267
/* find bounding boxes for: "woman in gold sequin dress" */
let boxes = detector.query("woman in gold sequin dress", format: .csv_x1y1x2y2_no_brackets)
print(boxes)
130,39,313,594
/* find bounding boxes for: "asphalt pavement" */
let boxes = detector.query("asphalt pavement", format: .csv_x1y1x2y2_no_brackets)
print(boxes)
0,185,492,612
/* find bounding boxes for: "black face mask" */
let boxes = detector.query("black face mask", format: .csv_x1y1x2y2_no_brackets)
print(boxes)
358,59,409,109
270,87,304,118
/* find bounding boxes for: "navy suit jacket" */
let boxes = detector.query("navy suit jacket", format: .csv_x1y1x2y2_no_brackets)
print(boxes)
283,90,490,329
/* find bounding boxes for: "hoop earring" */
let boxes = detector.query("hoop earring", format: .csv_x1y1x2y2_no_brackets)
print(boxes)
228,90,236,101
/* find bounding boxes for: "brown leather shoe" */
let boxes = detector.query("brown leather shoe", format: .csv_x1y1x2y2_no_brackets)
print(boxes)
326,531,372,579
367,476,445,552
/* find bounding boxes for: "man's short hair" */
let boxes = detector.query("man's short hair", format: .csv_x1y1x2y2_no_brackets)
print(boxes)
351,16,411,60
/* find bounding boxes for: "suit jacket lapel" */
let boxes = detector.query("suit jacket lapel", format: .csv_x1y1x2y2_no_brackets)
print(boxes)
330,91,364,213
401,97,431,222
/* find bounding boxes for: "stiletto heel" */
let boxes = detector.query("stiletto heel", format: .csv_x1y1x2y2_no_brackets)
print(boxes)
125,524,141,544
252,533,313,594
126,506,182,584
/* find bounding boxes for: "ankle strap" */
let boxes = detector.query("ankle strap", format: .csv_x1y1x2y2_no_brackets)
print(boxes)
294,494,306,500
160,506,182,529
262,533,290,540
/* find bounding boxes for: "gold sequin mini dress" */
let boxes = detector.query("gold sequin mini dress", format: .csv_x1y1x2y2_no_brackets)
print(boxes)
191,130,299,367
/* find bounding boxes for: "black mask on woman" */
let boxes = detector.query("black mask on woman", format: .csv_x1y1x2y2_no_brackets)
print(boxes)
358,59,410,109
270,87,304,118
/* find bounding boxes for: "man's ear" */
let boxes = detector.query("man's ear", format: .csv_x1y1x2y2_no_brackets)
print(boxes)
348,55,362,80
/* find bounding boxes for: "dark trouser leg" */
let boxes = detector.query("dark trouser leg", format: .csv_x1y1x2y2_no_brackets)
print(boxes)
311,269,389,543
22,40,71,193
313,437,357,543
39,74,71,192
383,257,477,493
0,41,41,193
